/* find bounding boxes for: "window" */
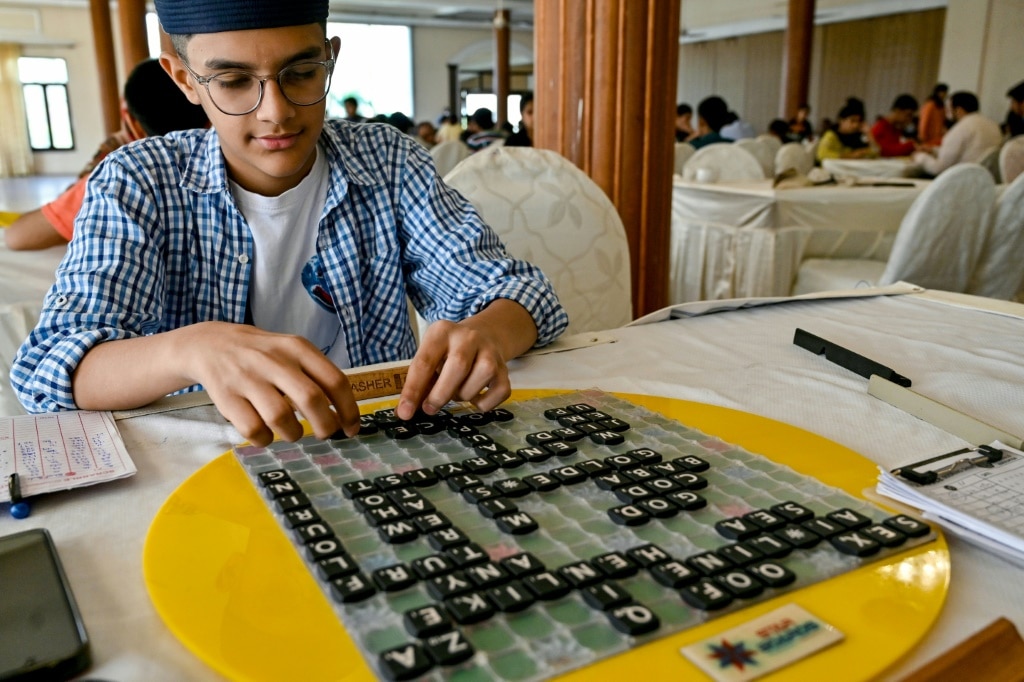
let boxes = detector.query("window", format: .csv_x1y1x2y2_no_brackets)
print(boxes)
18,57,74,151
143,17,415,122
325,23,413,120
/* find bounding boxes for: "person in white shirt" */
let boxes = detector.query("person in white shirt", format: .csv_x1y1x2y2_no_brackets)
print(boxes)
913,91,1002,176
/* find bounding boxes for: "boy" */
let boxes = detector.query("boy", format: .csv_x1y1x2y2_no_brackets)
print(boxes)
11,0,567,447
4,59,209,251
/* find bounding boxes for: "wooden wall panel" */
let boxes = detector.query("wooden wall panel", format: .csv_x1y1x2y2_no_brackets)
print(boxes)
536,0,681,317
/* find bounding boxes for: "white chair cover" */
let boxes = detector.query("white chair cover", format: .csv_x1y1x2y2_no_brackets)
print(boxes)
977,145,1002,183
673,142,695,176
756,134,783,158
682,143,765,182
999,135,1024,185
968,171,1024,299
775,142,813,176
429,140,471,177
442,146,633,335
734,138,774,178
792,163,996,294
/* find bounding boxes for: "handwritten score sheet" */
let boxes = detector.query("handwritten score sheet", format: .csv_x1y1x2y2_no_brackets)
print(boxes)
0,411,136,501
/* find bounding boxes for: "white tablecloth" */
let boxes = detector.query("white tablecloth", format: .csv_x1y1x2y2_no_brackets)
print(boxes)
4,289,1024,681
670,178,929,303
0,241,66,416
822,157,923,179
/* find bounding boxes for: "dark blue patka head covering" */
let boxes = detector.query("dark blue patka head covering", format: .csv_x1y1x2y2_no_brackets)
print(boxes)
155,0,329,35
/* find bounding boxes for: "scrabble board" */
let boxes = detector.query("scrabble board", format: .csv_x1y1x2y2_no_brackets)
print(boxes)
144,390,948,681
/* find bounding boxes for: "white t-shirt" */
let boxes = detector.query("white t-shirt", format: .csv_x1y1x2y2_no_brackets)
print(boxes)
229,147,350,369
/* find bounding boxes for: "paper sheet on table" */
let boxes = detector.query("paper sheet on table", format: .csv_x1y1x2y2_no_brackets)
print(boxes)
629,282,922,325
0,410,136,501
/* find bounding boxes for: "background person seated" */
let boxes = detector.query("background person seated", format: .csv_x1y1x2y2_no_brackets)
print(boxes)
913,91,1002,176
4,59,209,251
675,102,697,142
720,110,756,141
690,96,732,149
464,108,506,151
917,83,949,148
788,103,814,141
1005,80,1024,138
505,92,533,147
871,94,920,157
342,96,365,122
816,97,878,162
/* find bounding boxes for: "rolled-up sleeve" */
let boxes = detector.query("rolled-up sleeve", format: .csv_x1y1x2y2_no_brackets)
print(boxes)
11,159,164,412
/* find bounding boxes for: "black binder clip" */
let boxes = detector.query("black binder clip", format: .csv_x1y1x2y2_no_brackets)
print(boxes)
893,444,1004,485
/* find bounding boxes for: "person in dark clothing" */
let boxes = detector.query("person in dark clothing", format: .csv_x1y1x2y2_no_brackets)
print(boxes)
505,92,534,147
1005,81,1024,138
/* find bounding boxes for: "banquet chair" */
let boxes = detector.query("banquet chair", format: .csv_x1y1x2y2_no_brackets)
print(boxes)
977,145,1002,183
967,171,1024,300
674,142,695,176
734,138,774,178
791,163,996,295
439,146,633,335
774,142,814,176
682,143,765,182
756,133,783,159
429,139,472,177
999,135,1024,184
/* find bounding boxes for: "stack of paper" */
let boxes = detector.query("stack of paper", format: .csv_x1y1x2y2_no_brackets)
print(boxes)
877,442,1024,567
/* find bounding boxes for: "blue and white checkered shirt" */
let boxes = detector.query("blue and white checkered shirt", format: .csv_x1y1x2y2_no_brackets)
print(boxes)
12,120,568,412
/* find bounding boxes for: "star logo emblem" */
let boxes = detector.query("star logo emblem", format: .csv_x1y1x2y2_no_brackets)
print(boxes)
708,639,758,670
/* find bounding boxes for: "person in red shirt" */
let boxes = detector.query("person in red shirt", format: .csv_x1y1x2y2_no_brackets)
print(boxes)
4,59,208,251
871,94,920,157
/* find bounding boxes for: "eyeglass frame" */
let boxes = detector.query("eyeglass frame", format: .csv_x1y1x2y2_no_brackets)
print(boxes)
178,40,336,116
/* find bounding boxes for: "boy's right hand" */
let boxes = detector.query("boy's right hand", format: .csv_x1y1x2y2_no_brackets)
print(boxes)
72,321,360,448
185,322,361,446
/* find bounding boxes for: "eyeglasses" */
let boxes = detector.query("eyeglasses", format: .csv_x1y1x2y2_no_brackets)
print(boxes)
181,42,335,116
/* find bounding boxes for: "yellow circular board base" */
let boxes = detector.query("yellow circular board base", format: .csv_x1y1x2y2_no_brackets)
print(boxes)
143,390,948,681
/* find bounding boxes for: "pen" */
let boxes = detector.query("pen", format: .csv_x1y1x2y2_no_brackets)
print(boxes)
793,328,912,387
8,473,31,519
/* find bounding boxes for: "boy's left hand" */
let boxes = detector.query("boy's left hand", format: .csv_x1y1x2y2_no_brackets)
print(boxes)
396,299,538,420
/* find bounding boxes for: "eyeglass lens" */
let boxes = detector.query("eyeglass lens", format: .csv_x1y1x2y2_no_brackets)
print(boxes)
206,63,331,114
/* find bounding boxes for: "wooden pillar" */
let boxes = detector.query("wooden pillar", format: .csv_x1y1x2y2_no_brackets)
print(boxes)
534,0,681,317
781,0,815,118
90,0,120,133
118,0,150,71
447,63,460,121
493,9,511,126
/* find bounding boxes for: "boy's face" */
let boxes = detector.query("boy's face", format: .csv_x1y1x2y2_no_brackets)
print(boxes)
163,24,337,197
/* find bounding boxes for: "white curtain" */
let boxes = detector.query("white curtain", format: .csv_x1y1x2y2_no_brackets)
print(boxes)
0,43,33,178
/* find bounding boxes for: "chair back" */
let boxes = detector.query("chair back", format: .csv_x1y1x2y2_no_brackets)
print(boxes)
429,140,471,178
968,171,1024,299
673,142,695,176
774,142,813,176
444,146,633,334
999,135,1024,185
682,143,764,182
880,163,996,292
756,134,783,158
734,138,774,178
977,145,1002,183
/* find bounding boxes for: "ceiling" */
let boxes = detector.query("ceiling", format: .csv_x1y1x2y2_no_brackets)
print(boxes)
327,0,946,38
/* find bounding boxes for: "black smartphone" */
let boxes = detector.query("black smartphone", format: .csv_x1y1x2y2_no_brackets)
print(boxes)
0,528,91,682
